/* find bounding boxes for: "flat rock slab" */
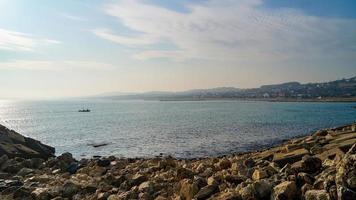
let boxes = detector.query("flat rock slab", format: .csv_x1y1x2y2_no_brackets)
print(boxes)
273,148,309,166
315,147,344,161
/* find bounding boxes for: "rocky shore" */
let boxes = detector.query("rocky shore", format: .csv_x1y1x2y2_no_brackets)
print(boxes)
0,123,355,200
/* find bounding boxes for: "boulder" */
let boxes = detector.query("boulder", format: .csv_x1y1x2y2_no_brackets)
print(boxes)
304,190,330,200
97,158,111,167
138,181,154,194
61,181,80,198
300,156,322,174
253,180,272,199
194,184,219,200
179,179,199,200
244,158,255,168
218,159,231,170
176,167,194,180
0,124,55,159
239,184,256,200
335,144,356,200
271,181,298,200
130,174,148,186
17,167,34,177
207,176,219,186
224,175,244,185
67,162,80,174
252,169,268,181
31,188,52,200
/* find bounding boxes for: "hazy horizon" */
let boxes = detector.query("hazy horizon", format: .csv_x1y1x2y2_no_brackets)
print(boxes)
1,0,356,99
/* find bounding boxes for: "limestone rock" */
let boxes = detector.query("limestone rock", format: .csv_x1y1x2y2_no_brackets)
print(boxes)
304,190,330,200
335,144,356,200
252,168,268,181
271,181,298,200
179,179,199,200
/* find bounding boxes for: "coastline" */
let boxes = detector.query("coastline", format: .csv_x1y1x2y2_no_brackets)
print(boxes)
158,97,356,103
0,123,355,199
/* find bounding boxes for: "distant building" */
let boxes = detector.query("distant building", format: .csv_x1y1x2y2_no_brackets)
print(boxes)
263,93,270,98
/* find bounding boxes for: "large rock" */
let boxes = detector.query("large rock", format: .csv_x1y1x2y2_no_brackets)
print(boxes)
304,190,330,200
179,179,199,200
273,148,309,166
0,124,55,159
252,168,268,180
271,181,298,200
335,144,356,200
194,184,219,200
300,156,322,174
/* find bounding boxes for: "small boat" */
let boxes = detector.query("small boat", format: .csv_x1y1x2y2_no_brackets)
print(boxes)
78,109,91,112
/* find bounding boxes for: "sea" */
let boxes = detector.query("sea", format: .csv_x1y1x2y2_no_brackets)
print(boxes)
0,99,355,159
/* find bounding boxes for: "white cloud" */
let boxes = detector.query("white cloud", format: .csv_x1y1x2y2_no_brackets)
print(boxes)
96,0,356,61
0,60,116,71
58,12,87,21
93,28,155,46
0,28,60,52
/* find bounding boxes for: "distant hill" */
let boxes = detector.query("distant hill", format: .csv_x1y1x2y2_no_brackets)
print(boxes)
100,76,356,101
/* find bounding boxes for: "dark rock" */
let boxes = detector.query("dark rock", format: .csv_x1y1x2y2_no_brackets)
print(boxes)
314,130,328,137
253,180,272,199
5,179,23,187
300,156,322,174
57,152,75,165
0,154,9,167
106,175,126,187
97,159,111,167
194,184,219,200
0,124,55,159
17,167,34,176
194,176,207,189
30,157,45,169
301,183,313,195
67,162,80,174
130,174,148,186
225,175,244,185
297,172,315,187
1,159,22,173
61,181,80,198
244,158,255,168
13,187,31,199
328,185,337,200
218,158,231,169
176,167,194,180
56,152,76,172
0,172,10,179
337,186,356,200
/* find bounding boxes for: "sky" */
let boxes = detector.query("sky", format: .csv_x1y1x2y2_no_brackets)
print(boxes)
0,0,355,99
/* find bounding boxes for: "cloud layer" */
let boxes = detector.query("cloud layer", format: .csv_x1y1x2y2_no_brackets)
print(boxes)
95,0,356,61
0,60,116,71
0,29,59,52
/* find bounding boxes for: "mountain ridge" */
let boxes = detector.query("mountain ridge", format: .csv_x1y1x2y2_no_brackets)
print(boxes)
98,76,356,101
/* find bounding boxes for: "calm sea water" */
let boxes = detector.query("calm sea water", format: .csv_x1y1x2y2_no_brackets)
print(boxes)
0,99,355,158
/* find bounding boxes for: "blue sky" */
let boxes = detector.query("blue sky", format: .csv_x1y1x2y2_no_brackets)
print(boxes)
0,0,355,98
